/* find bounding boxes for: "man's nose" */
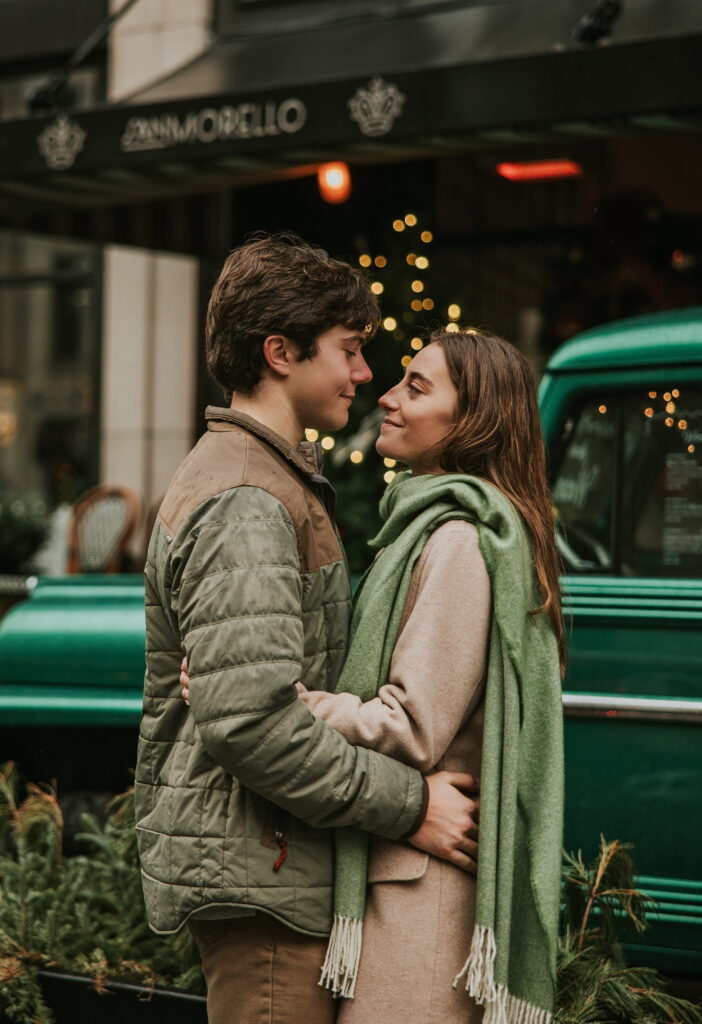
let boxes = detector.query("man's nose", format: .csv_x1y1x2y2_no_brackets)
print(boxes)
352,352,373,384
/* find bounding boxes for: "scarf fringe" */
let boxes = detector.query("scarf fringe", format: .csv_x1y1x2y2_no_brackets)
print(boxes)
319,914,363,999
453,925,552,1024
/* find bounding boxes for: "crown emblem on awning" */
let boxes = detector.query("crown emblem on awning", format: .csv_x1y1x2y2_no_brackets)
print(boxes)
37,114,86,170
348,78,406,137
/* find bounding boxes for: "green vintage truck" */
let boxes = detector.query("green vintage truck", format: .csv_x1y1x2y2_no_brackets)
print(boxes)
1,308,701,973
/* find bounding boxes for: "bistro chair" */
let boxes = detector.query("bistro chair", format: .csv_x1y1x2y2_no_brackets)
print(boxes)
67,485,142,574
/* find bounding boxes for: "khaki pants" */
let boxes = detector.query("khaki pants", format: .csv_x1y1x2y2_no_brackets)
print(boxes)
189,914,336,1024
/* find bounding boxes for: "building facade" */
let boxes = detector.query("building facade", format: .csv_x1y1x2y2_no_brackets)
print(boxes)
2,0,702,564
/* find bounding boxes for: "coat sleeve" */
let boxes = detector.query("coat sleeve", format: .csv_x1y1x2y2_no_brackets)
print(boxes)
298,520,491,772
171,486,425,839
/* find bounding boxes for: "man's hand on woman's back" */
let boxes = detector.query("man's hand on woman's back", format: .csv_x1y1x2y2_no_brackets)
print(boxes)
408,772,479,873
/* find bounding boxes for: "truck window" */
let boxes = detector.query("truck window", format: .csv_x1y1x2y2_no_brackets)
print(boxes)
621,387,702,577
552,387,702,577
552,402,615,572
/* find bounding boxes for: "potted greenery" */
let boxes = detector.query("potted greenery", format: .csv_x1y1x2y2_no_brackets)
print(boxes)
0,763,700,1024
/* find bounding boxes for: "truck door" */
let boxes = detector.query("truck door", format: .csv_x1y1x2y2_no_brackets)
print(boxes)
551,384,702,974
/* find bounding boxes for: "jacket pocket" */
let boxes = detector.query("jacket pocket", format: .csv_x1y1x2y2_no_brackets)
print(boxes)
367,836,430,883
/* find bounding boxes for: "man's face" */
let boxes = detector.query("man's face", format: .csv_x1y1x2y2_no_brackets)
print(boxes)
287,325,372,431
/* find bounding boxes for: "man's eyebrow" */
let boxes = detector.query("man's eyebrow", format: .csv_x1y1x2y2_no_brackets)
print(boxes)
408,370,434,388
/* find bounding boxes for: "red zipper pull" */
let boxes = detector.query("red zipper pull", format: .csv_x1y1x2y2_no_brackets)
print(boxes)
273,830,287,872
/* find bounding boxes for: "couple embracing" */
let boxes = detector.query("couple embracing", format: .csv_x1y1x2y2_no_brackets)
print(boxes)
134,233,564,1024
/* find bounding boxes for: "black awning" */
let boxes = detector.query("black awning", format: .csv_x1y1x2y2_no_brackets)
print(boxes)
2,3,702,217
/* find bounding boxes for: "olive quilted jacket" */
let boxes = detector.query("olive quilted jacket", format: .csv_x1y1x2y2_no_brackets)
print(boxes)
134,409,425,936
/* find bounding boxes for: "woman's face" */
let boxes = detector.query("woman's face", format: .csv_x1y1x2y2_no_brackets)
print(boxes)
376,343,458,474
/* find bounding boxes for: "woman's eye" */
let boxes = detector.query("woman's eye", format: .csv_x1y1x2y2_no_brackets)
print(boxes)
408,383,421,395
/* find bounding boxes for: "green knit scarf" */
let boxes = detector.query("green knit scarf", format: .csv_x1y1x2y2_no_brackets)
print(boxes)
319,472,563,1024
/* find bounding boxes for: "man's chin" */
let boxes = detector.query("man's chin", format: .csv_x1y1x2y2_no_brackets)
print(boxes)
317,411,349,433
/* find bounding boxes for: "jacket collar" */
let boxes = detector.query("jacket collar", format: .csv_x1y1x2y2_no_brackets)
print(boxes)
205,406,322,478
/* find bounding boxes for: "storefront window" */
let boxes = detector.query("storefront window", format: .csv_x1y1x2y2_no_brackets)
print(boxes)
0,232,100,515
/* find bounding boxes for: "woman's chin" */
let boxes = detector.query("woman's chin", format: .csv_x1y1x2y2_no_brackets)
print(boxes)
375,437,397,459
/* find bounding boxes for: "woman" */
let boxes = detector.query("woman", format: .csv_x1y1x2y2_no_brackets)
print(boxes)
183,330,564,1024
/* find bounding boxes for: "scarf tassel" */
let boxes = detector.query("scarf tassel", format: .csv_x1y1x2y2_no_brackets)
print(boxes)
319,914,363,999
453,925,552,1024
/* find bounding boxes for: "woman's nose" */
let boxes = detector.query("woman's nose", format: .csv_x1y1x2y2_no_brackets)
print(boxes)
378,387,399,411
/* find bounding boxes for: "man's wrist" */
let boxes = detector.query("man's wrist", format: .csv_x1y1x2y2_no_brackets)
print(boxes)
400,776,429,840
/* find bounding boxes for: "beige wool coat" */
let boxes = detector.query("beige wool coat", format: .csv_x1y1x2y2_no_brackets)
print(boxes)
299,519,490,1024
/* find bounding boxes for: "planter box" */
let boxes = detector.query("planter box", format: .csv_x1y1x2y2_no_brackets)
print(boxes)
1,970,207,1024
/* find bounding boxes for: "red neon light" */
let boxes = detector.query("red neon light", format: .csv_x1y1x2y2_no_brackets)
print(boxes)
317,162,352,204
495,159,583,182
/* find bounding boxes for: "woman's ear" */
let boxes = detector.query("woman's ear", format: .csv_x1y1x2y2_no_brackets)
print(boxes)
262,334,298,378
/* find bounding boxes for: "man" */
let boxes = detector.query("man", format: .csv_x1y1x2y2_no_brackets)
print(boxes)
135,233,478,1024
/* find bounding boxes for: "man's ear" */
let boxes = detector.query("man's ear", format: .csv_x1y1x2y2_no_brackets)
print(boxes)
262,334,298,379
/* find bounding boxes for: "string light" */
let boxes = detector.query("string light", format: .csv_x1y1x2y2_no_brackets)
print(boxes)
383,316,397,331
393,219,405,232
446,322,460,333
375,255,387,268
321,436,335,450
371,281,384,294
358,254,371,268
644,408,653,418
689,444,696,453
305,428,319,441
410,337,424,350
648,391,657,399
665,417,674,427
422,298,434,310
663,392,671,401
678,419,688,429
350,450,364,464
672,389,680,398
598,405,607,414
421,230,433,243
448,303,461,320
401,355,412,367
383,458,397,467
415,256,429,270
384,470,396,483
666,401,676,413
404,213,418,226
411,280,424,293
410,299,423,311
406,253,417,266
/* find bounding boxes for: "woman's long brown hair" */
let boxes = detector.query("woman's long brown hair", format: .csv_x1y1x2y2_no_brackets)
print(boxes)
432,330,565,675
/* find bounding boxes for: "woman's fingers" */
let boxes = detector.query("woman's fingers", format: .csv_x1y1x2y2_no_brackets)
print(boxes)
180,656,191,705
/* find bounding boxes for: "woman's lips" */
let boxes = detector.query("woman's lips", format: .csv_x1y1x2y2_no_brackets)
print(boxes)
381,419,401,429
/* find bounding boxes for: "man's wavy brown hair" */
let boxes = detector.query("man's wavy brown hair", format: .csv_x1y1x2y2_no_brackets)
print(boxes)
206,232,380,398
431,329,564,673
